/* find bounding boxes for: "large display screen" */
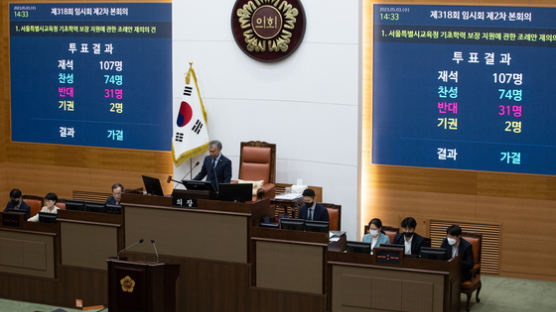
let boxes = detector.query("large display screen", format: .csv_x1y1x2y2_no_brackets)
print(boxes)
10,3,172,150
373,4,556,175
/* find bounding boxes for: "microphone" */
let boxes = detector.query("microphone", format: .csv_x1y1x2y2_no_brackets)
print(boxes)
117,238,144,260
181,161,200,180
151,240,159,263
167,175,183,185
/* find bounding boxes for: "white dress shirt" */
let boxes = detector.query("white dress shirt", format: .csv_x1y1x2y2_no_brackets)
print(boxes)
451,242,459,259
28,206,60,222
404,236,413,255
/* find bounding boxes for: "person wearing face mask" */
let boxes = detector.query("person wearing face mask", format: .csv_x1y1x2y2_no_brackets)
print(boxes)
28,193,61,222
298,188,329,222
362,218,390,254
4,188,31,221
440,224,474,281
392,217,429,256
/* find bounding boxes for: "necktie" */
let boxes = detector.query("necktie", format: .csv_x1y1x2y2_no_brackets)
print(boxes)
308,208,313,220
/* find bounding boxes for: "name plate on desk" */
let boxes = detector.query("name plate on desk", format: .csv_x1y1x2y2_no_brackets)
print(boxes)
172,189,212,208
1,212,24,227
375,247,403,265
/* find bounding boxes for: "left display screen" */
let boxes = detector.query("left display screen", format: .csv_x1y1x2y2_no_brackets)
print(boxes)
9,3,172,151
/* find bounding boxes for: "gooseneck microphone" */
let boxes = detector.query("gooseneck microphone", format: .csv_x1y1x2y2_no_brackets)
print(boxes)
181,161,201,180
151,240,160,263
117,238,144,260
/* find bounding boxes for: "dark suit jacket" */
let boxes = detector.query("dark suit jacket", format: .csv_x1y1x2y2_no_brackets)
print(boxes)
105,196,119,206
299,203,329,222
4,200,31,221
193,154,232,189
392,232,429,255
441,237,474,281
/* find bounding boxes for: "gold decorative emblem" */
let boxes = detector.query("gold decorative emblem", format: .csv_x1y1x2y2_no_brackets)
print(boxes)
120,275,135,293
236,0,299,52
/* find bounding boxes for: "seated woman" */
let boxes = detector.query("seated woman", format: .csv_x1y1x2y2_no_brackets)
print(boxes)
28,193,61,222
362,218,390,254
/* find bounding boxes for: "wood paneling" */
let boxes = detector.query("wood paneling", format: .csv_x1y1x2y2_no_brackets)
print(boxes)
249,287,326,312
128,252,250,312
362,0,556,281
3,162,173,200
0,0,173,205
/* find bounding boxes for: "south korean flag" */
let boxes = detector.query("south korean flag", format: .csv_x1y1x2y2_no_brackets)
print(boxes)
172,62,210,165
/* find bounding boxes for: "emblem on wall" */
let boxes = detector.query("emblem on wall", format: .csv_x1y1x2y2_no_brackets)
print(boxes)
231,0,306,62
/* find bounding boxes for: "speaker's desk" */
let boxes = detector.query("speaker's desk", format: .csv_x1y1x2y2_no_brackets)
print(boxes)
327,251,461,312
121,193,273,312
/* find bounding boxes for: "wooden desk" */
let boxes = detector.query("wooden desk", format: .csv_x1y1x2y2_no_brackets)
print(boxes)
327,252,461,312
0,222,58,279
249,227,328,312
57,209,123,270
122,193,273,312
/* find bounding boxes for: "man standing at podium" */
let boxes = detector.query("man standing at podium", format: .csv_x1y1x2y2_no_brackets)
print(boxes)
193,140,232,189
299,189,329,222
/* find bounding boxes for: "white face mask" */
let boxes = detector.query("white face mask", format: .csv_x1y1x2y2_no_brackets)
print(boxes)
447,237,457,246
370,229,379,237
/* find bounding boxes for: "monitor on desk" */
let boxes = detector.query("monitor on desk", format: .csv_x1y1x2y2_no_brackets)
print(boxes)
38,212,57,223
65,199,86,211
280,218,305,231
420,247,449,260
305,220,329,233
4,209,25,215
105,204,122,214
381,243,404,250
3,210,25,226
182,180,214,192
259,222,280,229
217,183,252,202
142,175,164,196
86,202,106,213
346,241,371,254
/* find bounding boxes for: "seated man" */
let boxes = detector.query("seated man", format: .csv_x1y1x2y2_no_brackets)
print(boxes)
440,224,474,281
28,193,62,222
193,140,232,190
392,216,429,256
105,183,124,205
298,189,329,222
4,188,31,221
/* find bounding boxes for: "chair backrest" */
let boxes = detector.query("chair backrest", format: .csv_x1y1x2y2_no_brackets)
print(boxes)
56,201,67,210
383,226,399,244
321,203,341,231
22,195,43,218
462,232,482,267
239,141,276,184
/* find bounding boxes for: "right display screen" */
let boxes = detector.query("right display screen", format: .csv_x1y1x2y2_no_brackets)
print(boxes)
372,4,556,174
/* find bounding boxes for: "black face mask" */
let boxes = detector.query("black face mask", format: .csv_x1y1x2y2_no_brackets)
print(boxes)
10,200,21,208
404,232,414,238
304,201,313,207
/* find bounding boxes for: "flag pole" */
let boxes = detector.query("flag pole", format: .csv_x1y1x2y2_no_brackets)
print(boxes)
189,158,193,179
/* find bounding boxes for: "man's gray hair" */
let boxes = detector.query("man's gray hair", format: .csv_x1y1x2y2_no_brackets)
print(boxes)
209,140,222,150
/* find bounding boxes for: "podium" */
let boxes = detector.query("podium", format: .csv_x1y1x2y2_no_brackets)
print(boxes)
107,258,179,312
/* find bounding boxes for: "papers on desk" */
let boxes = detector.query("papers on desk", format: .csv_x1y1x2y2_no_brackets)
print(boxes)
274,193,302,200
329,231,340,242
